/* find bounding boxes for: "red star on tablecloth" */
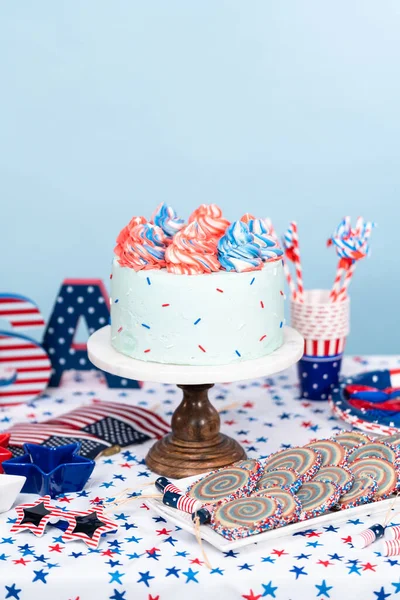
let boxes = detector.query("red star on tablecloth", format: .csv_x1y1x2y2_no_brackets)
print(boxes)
13,558,30,565
362,562,377,571
242,590,262,600
317,560,333,567
271,549,288,557
341,536,352,544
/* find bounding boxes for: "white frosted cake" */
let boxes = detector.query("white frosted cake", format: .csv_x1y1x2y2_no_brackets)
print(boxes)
110,204,284,366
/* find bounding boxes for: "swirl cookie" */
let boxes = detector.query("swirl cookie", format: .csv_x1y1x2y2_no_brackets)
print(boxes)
347,441,398,465
337,476,378,510
334,431,373,450
210,495,282,540
349,457,398,499
305,439,347,467
256,468,302,494
313,465,354,494
296,481,341,520
187,467,254,505
255,487,301,526
262,447,321,483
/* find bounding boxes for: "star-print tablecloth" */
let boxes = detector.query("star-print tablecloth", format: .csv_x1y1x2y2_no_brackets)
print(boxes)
1,356,400,600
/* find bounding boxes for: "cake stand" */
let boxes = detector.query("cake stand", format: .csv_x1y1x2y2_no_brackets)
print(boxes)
88,326,303,478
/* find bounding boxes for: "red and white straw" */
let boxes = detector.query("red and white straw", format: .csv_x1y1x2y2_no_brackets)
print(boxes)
283,259,297,300
336,262,356,302
290,222,304,301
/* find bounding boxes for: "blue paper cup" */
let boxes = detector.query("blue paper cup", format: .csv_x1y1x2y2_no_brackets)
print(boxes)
298,354,343,401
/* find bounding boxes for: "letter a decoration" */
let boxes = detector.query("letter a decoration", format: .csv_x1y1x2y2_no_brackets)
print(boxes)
42,279,139,389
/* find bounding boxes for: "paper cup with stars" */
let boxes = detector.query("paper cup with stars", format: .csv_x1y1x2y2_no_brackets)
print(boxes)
291,289,350,400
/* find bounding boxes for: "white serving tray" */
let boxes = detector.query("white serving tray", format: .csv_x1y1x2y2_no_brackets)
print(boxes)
147,473,398,551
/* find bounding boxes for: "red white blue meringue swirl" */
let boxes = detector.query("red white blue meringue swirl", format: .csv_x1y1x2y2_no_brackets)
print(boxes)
188,204,230,243
114,216,147,259
115,205,282,274
117,223,167,270
246,218,283,261
150,202,185,239
217,221,263,273
165,221,221,275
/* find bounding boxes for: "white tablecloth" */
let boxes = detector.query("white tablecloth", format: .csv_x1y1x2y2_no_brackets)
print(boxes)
0,356,399,600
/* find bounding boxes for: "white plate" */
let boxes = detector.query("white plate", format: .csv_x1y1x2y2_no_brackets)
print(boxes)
87,326,304,384
147,473,398,551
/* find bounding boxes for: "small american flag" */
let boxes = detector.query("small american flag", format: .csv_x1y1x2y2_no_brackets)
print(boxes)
5,423,112,459
45,399,170,447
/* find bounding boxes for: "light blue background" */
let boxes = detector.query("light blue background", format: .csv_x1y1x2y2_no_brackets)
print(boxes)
0,2,397,354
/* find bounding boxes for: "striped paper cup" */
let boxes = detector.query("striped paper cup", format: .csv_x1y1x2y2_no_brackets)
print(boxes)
291,290,350,401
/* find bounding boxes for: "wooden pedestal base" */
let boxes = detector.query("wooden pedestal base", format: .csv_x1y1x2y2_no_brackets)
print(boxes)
145,383,246,478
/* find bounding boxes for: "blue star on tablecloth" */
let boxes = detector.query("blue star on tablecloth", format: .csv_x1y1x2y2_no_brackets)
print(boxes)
32,569,49,583
182,568,199,583
261,581,278,597
374,588,392,600
315,580,333,598
4,584,21,600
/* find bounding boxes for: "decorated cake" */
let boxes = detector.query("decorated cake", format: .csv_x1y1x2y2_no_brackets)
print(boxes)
110,203,284,366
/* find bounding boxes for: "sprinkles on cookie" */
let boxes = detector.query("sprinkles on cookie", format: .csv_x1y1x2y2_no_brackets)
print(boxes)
262,446,322,483
305,439,347,467
187,464,261,506
349,457,398,500
254,486,301,526
333,430,374,450
313,464,355,495
296,481,341,520
256,467,302,494
337,476,378,510
346,440,398,465
210,495,283,540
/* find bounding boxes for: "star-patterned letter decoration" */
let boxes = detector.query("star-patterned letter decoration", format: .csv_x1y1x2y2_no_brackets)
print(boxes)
10,496,64,537
42,278,139,388
61,505,118,548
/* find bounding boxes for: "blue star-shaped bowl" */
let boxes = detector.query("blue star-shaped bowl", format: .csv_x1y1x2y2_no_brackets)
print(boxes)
2,443,95,498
